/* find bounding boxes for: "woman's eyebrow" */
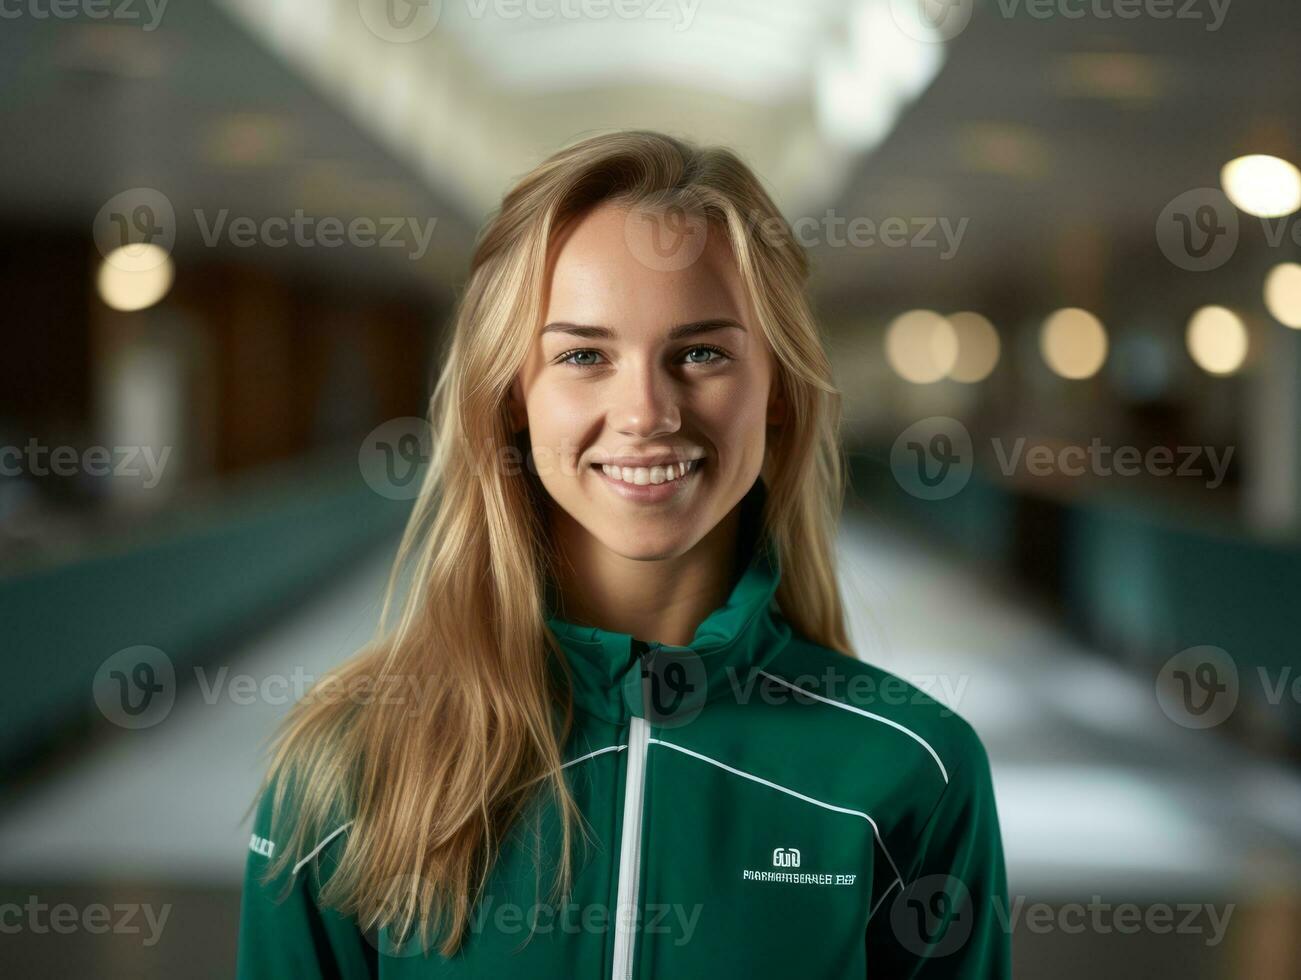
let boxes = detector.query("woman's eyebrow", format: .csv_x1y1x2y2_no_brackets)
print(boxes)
540,318,745,340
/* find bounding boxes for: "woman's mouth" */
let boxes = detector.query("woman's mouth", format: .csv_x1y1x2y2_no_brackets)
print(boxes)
598,459,701,485
590,458,704,502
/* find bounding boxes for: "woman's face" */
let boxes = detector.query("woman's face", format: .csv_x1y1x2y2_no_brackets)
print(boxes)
509,200,784,561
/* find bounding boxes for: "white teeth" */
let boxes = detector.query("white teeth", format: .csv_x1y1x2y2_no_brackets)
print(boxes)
599,459,699,486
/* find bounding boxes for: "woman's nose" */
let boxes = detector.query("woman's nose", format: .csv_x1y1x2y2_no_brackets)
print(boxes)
611,359,680,438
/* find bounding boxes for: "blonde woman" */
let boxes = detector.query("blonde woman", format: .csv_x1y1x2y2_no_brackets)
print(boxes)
236,130,1010,978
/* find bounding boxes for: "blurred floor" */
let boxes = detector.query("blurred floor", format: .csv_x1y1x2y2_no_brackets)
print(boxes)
0,544,394,979
3,511,1301,977
838,512,1301,977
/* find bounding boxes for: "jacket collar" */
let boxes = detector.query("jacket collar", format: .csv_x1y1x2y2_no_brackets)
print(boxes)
544,478,791,726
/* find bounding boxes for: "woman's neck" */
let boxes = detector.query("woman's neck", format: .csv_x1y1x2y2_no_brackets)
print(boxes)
548,505,742,648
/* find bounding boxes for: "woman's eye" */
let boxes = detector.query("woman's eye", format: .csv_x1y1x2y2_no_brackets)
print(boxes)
556,345,729,369
559,349,604,368
683,344,729,365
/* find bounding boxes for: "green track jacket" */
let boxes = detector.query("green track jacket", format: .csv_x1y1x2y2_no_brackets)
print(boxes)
237,481,1011,978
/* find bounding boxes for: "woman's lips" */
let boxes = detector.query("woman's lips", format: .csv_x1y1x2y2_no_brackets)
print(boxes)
591,458,703,503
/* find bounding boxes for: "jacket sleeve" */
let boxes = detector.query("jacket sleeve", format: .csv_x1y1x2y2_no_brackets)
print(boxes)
235,777,376,980
863,733,1011,978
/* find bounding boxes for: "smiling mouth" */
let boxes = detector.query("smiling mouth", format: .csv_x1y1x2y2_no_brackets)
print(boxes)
591,458,703,487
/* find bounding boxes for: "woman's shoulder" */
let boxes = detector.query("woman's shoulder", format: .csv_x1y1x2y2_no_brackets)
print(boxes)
760,635,992,782
246,758,357,889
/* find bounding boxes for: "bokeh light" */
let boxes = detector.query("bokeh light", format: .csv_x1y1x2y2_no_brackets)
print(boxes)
1221,154,1301,218
1040,307,1108,379
1186,305,1248,375
97,245,175,312
946,311,1001,383
1264,262,1301,328
885,309,958,383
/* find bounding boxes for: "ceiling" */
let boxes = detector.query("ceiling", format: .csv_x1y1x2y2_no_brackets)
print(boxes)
0,1,475,295
1,0,1298,320
813,1,1301,317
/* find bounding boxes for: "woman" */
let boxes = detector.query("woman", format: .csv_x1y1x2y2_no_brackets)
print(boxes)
236,130,1010,978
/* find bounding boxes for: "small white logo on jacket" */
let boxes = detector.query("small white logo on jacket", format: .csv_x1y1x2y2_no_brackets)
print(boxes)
249,834,276,858
771,847,801,868
742,847,855,885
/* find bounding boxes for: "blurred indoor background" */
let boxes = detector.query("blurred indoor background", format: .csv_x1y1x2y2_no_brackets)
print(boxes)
2,0,1300,976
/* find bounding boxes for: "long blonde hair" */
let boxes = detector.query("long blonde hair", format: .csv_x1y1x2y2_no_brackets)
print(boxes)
255,129,851,956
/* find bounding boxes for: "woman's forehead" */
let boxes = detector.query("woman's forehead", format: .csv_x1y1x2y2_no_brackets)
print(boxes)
543,202,749,329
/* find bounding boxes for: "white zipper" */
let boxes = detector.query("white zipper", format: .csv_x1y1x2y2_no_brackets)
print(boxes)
611,712,650,980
